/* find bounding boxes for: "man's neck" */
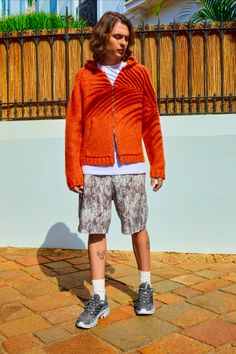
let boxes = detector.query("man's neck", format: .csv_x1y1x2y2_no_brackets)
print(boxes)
101,58,123,66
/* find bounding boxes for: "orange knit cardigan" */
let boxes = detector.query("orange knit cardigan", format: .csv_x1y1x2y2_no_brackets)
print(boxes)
65,56,165,189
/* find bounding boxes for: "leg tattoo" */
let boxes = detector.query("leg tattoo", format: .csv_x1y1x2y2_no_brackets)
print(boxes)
97,249,106,260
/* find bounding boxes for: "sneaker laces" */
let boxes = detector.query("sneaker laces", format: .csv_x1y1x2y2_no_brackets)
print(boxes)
138,286,152,304
84,296,100,315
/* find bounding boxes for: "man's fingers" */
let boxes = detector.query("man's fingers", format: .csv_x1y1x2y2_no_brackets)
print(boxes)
153,183,161,191
152,178,163,192
71,186,84,194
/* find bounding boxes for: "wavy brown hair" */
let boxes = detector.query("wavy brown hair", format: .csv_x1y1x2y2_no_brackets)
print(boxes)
89,12,134,63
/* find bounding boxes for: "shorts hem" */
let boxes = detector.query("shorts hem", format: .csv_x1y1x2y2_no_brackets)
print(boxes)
121,224,147,235
78,227,109,234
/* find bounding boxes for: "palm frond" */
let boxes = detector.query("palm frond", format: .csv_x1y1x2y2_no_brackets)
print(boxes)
152,0,165,16
176,0,236,23
176,1,202,22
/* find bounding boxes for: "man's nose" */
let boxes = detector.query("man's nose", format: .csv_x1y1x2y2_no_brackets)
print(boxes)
120,37,127,46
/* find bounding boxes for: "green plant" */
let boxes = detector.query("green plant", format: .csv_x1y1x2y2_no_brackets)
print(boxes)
0,12,87,33
152,0,165,16
176,0,236,23
69,17,87,29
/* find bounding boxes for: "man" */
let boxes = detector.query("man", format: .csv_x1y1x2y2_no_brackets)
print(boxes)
65,11,165,329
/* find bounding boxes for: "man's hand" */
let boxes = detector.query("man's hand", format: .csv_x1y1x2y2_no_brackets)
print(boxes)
71,185,84,194
150,177,163,192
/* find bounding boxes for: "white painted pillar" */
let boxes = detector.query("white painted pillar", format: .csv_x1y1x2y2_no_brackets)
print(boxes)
97,0,102,19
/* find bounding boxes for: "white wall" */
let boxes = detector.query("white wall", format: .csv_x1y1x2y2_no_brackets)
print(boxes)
147,0,199,24
123,0,200,25
57,0,77,16
0,115,236,253
37,0,50,13
7,0,21,16
97,0,120,19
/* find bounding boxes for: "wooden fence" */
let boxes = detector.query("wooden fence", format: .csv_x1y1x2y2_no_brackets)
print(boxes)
0,21,236,120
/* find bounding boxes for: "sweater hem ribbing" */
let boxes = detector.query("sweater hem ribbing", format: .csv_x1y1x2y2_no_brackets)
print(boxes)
80,156,114,165
80,154,144,166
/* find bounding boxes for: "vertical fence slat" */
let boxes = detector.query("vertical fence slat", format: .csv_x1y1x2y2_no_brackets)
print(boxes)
49,36,55,117
204,21,209,114
19,37,25,119
29,98,32,118
188,21,193,114
65,6,70,106
14,99,17,119
4,39,10,119
0,100,2,120
34,33,39,118
80,33,84,68
141,25,145,65
156,19,161,110
43,98,47,117
220,21,225,113
172,20,177,114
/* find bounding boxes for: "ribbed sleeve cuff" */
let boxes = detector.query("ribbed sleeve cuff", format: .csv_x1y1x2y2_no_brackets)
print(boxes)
150,169,166,180
67,172,84,190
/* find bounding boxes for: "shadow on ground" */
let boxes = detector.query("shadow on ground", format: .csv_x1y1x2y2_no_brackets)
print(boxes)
37,222,138,304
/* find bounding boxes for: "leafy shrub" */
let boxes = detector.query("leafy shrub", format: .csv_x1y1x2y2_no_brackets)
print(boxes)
0,12,87,33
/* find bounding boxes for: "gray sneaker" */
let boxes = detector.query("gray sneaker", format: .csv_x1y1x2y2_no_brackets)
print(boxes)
75,294,110,329
134,282,155,315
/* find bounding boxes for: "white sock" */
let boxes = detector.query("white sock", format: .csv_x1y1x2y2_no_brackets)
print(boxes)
92,279,106,301
139,270,151,286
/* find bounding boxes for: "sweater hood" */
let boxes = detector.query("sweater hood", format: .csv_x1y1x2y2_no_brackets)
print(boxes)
85,56,138,71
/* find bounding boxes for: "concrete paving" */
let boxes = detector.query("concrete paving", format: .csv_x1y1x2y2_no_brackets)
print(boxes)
0,247,236,353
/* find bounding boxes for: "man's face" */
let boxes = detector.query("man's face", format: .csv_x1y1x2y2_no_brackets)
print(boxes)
103,21,130,64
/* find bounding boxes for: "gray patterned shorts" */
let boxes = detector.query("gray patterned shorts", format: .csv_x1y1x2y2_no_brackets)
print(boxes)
78,174,148,235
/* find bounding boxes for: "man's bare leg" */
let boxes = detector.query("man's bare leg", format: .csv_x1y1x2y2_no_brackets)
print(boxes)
75,234,109,328
132,228,150,271
132,228,155,315
88,234,106,279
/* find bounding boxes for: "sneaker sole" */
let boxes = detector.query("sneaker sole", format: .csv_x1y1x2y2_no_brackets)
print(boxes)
76,307,110,329
135,307,155,315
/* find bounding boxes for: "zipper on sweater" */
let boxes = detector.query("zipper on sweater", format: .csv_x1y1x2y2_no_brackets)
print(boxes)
111,84,119,158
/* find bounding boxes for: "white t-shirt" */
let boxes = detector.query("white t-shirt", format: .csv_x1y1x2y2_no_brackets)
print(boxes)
82,61,146,175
